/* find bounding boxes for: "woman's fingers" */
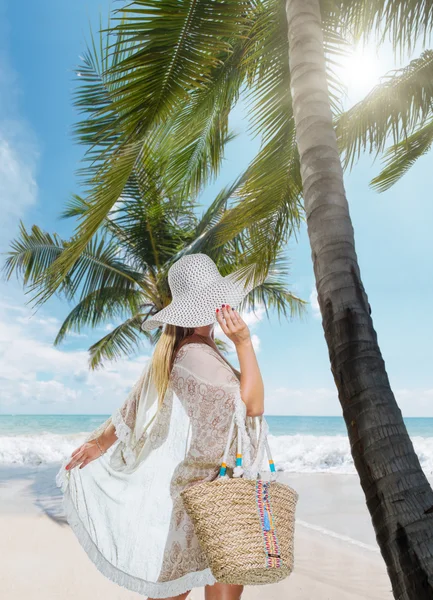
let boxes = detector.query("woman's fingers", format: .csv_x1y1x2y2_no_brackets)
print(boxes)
232,309,244,325
215,307,230,335
230,307,242,325
71,445,83,458
221,304,236,332
66,449,85,470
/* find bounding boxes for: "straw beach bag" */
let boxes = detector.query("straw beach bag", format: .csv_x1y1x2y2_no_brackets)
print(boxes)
181,414,298,585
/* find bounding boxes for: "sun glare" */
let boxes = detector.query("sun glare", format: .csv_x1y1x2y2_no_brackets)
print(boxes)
338,46,384,103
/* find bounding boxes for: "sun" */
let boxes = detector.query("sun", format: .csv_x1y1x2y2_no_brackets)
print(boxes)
338,46,384,102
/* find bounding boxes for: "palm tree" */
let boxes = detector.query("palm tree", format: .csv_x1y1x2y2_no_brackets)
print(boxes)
5,184,305,369
285,0,433,597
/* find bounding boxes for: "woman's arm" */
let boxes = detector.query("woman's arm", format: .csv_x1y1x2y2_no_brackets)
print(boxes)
97,423,119,452
65,423,118,471
216,304,265,417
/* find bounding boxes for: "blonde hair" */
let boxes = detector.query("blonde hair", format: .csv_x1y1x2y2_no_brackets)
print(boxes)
149,324,195,405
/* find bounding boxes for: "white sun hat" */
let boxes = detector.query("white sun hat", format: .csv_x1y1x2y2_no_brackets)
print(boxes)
141,253,263,331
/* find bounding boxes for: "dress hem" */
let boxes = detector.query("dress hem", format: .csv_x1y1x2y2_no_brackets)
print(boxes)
59,484,217,598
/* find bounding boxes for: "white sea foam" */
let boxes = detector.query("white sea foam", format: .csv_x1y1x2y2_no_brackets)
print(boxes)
267,434,433,475
0,433,87,465
1,432,433,474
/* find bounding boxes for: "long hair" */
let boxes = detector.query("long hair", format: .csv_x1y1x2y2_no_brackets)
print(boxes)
149,324,195,405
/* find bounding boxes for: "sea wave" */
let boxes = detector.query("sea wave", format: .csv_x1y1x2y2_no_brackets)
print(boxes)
268,434,433,475
0,433,87,466
1,432,433,474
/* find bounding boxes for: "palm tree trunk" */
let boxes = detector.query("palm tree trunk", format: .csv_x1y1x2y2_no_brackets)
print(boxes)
285,1,433,597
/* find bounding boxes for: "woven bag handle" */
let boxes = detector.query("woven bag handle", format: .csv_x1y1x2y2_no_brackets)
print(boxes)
218,414,277,479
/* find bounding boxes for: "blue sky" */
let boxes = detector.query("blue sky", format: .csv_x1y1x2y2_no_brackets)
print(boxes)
0,0,432,416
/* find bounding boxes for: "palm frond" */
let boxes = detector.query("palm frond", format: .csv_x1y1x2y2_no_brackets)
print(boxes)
201,0,310,273
41,0,252,301
252,281,307,321
210,119,303,274
60,194,92,220
88,315,146,369
172,171,249,258
337,50,433,169
3,223,65,287
371,117,433,191
31,232,143,305
55,287,143,345
36,138,145,305
73,20,125,152
323,0,433,55
112,177,193,269
105,0,251,138
235,251,307,320
162,38,249,198
214,338,233,355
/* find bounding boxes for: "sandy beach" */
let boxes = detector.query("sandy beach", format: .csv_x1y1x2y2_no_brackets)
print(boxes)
0,466,399,599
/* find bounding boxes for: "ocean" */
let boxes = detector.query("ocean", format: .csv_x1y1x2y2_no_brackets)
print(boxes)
1,414,433,475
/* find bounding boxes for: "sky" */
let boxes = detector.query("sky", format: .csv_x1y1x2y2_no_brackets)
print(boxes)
0,0,432,417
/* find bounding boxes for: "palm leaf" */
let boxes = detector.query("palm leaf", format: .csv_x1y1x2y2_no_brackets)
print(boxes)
172,171,250,258
3,223,65,287
371,117,433,191
161,37,250,198
55,287,143,345
3,223,143,306
105,0,251,138
209,0,346,273
245,251,307,321
232,251,307,319
337,50,433,169
324,0,433,55
88,315,147,369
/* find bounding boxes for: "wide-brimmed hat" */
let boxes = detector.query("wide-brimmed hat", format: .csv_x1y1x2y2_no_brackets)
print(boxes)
141,253,262,331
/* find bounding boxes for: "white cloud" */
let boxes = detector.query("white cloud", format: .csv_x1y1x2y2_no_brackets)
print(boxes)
267,386,338,416
0,301,150,414
250,333,260,352
0,122,38,244
16,314,61,337
242,305,266,327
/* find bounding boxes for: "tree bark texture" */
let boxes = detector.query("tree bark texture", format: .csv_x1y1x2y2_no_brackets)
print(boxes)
285,1,433,598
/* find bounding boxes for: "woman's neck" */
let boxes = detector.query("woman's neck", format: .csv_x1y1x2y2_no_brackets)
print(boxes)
191,332,240,379
193,325,214,338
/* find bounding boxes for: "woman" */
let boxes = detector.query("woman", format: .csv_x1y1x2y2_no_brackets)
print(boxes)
57,253,267,600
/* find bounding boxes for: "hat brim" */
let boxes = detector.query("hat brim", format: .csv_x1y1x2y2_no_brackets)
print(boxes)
141,267,261,331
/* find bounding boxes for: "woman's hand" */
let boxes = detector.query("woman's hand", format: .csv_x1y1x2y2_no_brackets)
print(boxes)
215,304,251,347
65,439,103,471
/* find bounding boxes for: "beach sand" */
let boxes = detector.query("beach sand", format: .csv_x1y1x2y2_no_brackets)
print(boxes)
0,466,397,599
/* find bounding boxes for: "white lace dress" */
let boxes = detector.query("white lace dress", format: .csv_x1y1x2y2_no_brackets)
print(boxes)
56,342,266,598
